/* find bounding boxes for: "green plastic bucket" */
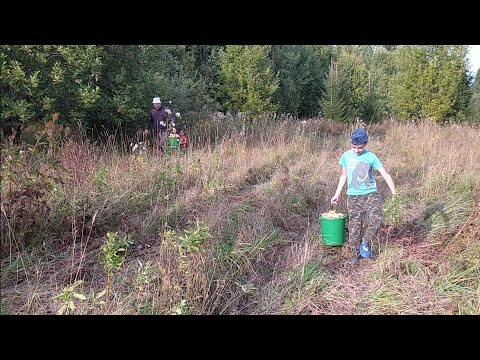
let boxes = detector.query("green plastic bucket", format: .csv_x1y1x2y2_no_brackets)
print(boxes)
167,137,180,149
319,213,347,246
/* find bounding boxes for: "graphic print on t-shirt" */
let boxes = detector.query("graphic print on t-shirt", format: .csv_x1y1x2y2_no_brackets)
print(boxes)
348,161,373,189
339,149,381,195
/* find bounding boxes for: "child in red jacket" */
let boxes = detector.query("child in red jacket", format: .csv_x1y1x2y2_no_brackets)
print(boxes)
179,129,188,155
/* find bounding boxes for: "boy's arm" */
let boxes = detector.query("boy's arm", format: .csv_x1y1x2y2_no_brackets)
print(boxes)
331,166,347,204
377,167,396,195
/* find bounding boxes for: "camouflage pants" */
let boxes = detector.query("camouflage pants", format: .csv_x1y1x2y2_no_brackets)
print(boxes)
346,192,383,253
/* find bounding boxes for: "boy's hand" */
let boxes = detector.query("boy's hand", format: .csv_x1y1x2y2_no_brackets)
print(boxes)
330,195,339,204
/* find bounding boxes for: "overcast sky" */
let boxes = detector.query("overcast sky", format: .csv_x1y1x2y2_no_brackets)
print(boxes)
468,45,480,77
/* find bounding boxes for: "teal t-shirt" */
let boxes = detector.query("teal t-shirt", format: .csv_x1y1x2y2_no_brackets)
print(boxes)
339,149,383,195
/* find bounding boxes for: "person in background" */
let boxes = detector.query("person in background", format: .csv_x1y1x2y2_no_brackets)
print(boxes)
330,128,396,262
167,127,180,151
168,127,180,139
179,128,188,155
144,97,172,155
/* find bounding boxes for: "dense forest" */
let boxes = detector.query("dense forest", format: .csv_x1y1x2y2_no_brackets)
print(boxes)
2,45,479,142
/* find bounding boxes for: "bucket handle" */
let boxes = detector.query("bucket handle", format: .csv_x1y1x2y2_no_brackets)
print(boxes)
318,201,337,214
319,200,347,217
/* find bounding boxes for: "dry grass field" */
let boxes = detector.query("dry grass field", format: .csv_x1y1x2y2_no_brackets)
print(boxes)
1,118,479,315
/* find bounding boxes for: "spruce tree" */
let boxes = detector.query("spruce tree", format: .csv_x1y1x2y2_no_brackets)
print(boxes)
469,71,480,123
320,60,348,121
219,45,279,120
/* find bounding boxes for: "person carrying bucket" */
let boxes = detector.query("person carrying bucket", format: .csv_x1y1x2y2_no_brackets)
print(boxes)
167,127,180,151
144,97,174,155
330,127,396,262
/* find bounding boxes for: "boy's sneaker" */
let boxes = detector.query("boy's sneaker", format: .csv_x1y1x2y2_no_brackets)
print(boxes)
359,242,372,258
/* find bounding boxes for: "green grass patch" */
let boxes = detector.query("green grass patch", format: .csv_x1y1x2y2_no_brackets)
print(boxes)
419,177,475,237
361,279,406,314
383,192,408,226
435,241,480,314
402,260,420,276
303,260,320,284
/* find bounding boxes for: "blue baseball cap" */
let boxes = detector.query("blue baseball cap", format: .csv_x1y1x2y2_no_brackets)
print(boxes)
351,128,368,145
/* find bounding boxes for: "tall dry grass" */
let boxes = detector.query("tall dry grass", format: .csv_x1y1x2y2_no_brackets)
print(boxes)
1,118,479,314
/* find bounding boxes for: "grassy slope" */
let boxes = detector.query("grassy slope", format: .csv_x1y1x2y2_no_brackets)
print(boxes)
1,119,479,315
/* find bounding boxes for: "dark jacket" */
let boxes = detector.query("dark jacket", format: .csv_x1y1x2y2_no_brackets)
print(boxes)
146,106,169,132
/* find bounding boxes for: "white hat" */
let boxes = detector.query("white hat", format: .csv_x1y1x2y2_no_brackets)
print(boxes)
152,97,161,104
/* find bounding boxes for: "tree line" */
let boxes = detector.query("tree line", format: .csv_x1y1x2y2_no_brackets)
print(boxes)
2,45,479,141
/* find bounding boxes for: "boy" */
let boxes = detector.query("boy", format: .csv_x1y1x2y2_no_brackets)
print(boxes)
330,128,396,260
